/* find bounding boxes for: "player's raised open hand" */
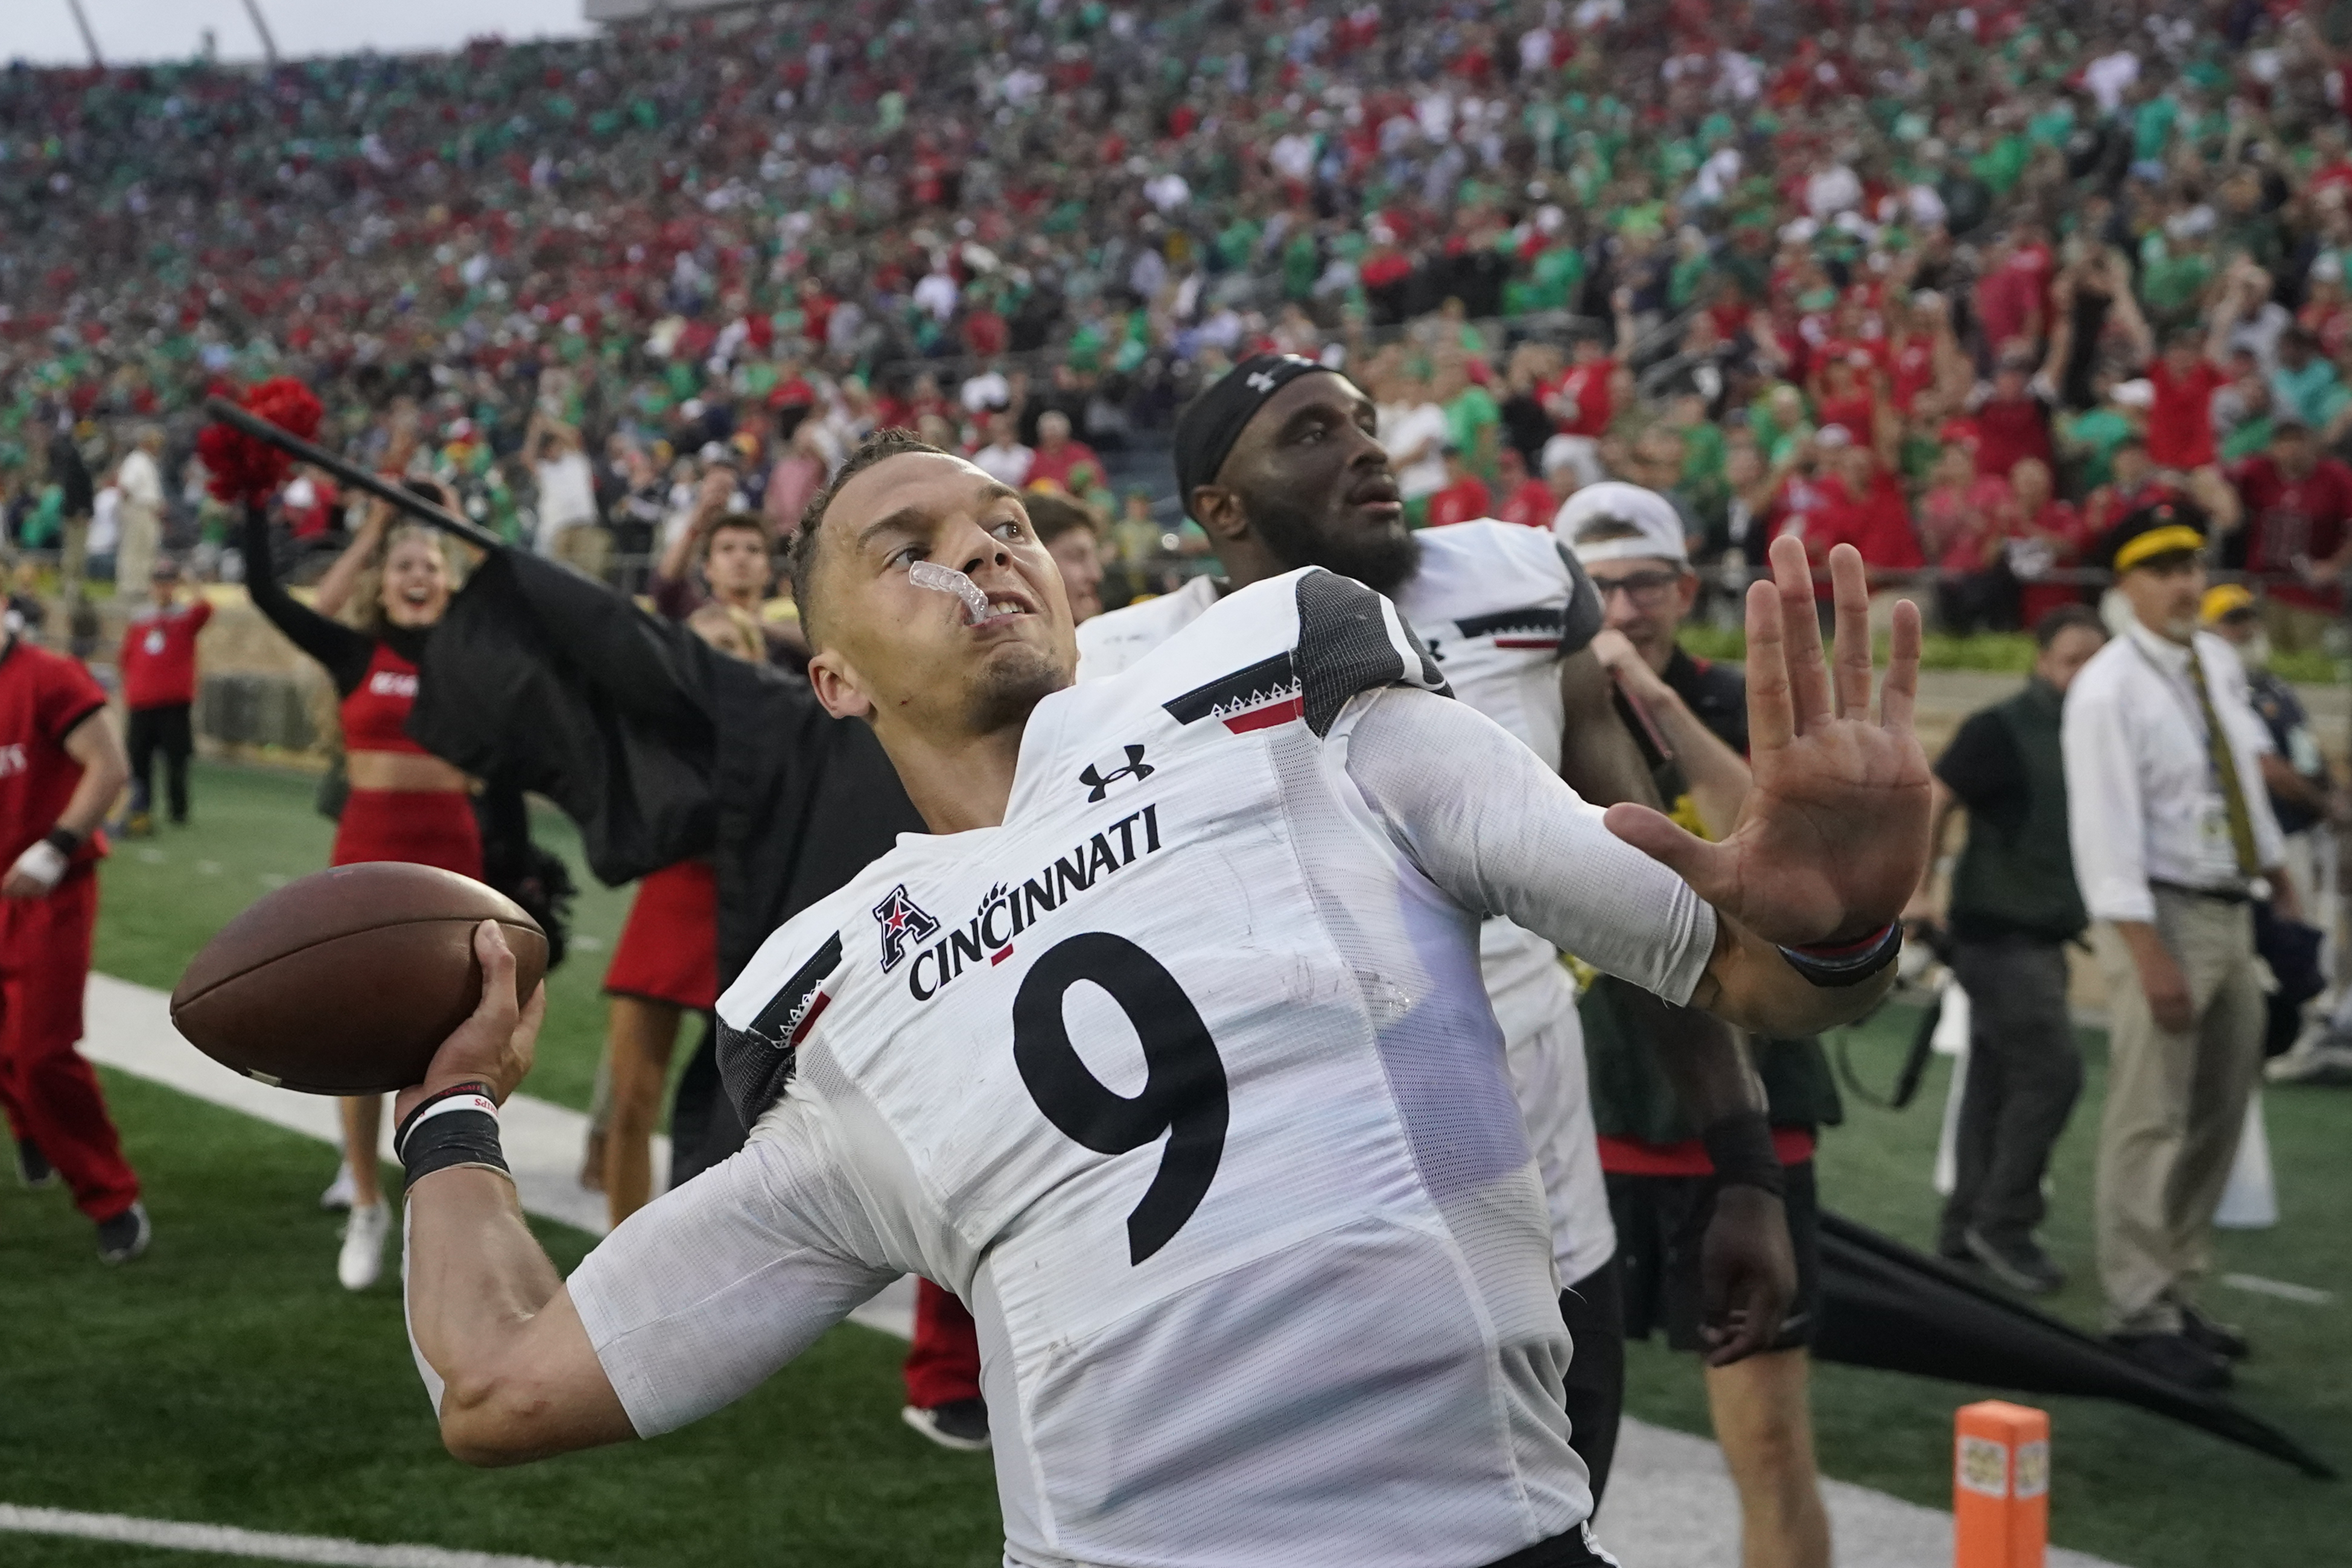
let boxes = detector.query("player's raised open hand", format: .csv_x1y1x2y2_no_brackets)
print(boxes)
1602,534,1930,949
394,921,547,1125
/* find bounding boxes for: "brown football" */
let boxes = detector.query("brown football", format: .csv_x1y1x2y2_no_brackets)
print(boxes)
171,862,547,1096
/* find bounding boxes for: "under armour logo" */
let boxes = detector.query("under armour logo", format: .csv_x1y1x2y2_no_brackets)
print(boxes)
1079,744,1155,802
872,884,940,973
1245,370,1279,393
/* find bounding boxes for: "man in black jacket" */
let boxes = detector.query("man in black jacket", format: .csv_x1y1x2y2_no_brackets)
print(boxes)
1909,605,2109,1295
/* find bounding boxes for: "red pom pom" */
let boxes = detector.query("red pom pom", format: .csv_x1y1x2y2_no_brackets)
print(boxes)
200,376,325,506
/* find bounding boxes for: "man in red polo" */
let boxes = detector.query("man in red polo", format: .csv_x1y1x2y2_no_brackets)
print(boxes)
1,612,145,1261
2227,415,2352,647
118,558,211,834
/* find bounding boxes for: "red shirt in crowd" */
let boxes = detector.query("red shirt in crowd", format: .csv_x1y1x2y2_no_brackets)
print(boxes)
1425,474,1494,529
1545,358,1616,437
1495,477,1557,528
119,598,213,711
1918,474,2014,573
2147,359,2227,470
2230,452,2352,611
1028,437,1101,494
0,636,110,872
2009,498,2088,628
1975,250,2050,352
1971,393,2053,480
1819,470,1924,574
1886,332,1940,412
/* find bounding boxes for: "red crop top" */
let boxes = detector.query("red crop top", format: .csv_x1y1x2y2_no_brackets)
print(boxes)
339,644,430,757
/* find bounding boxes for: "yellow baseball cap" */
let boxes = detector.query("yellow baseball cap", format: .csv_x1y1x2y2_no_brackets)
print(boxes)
2201,584,2257,624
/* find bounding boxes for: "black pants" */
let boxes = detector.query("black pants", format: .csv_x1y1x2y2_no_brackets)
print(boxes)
1938,935,2084,1254
1559,1254,1626,1511
126,703,192,822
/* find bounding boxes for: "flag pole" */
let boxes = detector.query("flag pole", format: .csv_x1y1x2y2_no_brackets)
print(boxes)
202,397,507,553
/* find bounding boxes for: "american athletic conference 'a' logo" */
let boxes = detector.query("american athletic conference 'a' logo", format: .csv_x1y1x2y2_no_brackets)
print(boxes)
872,884,941,973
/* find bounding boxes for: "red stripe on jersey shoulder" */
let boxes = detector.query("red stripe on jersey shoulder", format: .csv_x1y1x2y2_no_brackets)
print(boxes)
1222,695,1306,733
786,989,831,1046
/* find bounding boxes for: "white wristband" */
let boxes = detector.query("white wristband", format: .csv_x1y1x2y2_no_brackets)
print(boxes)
10,840,66,892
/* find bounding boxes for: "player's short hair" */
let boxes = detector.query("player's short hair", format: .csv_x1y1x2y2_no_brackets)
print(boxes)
789,427,950,649
2033,603,2106,649
1023,490,1098,548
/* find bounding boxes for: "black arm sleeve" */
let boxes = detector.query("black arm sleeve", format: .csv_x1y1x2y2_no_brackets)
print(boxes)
241,505,375,694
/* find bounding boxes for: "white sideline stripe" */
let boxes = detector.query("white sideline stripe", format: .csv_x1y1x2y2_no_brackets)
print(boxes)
76,976,2127,1567
2222,1271,2337,1306
78,975,917,1337
0,1504,608,1568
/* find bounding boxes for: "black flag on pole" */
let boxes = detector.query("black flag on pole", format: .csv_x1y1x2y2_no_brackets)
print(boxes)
1816,1211,2333,1478
406,548,921,988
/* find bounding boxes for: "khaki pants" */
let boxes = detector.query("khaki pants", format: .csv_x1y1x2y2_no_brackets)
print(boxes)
115,500,161,592
2090,889,2267,1333
550,523,614,583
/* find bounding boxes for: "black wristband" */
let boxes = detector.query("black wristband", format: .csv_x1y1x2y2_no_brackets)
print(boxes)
1702,1110,1785,1199
395,1084,509,1189
1776,921,1902,988
43,827,82,856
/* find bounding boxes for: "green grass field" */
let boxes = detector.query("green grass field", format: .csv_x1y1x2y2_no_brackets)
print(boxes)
3,758,2345,1566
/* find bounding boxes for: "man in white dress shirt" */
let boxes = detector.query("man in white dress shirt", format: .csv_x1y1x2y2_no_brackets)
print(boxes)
2062,502,2294,1390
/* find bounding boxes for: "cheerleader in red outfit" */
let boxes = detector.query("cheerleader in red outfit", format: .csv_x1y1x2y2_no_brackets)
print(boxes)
244,497,477,1290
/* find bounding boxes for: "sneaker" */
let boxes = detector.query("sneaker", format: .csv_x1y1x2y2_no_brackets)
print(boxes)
1965,1228,2065,1295
97,1202,151,1264
338,1200,390,1291
124,811,153,839
16,1138,56,1190
2109,1331,2232,1391
901,1398,990,1452
319,1162,357,1212
2177,1302,2251,1362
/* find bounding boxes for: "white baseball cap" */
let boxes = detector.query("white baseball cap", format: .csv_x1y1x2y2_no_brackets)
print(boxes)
1556,481,1689,567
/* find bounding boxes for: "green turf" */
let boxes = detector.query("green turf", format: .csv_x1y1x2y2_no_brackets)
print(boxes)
0,1073,999,1568
34,760,2350,1566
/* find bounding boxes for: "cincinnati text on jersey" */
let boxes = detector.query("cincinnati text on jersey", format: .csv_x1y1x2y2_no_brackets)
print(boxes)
907,801,1165,1002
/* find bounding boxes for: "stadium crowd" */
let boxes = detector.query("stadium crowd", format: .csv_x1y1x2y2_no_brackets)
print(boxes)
4,0,2352,641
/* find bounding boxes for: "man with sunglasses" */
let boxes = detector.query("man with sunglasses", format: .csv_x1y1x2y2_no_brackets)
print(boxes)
1562,483,1840,1568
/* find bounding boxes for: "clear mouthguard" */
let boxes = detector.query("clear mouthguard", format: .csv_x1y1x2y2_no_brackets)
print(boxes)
908,560,991,625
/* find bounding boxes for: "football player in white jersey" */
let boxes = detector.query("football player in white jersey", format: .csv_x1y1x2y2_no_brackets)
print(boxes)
392,430,1929,1568
1075,355,1792,1502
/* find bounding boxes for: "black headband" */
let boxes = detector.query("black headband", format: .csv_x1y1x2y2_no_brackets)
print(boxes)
1172,354,1333,520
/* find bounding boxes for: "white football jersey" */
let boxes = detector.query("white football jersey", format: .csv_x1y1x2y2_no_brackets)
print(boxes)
1075,522,1615,1282
571,568,1713,1568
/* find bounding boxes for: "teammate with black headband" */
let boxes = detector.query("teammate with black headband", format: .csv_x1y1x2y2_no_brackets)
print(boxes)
1077,355,1805,1505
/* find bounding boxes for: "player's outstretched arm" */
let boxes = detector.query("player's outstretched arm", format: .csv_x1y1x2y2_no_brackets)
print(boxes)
399,923,635,1466
1609,535,1930,1033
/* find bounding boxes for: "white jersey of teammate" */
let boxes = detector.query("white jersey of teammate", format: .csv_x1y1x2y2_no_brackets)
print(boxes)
573,567,1713,1568
1076,521,1616,1284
